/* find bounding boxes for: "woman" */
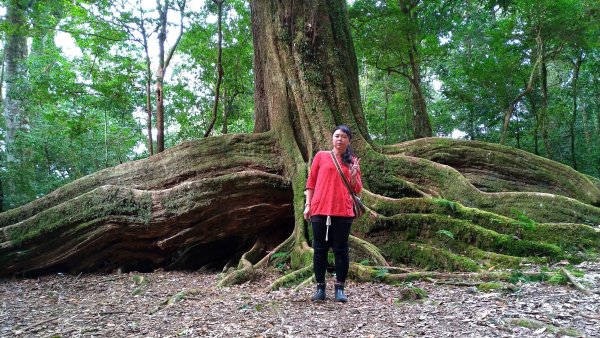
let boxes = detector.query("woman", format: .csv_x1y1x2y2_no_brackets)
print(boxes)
304,125,362,302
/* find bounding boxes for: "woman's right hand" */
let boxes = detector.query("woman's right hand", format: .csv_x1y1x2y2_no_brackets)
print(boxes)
303,205,311,221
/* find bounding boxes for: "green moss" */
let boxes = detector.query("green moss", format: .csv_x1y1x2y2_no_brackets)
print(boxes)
383,213,563,259
392,286,428,302
382,241,480,272
508,318,581,337
477,282,502,292
7,186,153,246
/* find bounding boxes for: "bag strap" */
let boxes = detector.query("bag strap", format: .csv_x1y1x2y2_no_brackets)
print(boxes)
329,151,355,196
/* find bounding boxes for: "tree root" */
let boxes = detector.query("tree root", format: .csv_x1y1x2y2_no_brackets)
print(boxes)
13,317,60,335
348,235,388,266
560,267,593,295
218,221,313,289
217,240,266,287
349,263,558,284
506,318,582,337
269,264,313,290
293,274,315,291
253,234,294,269
149,288,203,314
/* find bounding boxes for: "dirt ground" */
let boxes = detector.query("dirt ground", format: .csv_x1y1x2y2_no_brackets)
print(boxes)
1,262,599,338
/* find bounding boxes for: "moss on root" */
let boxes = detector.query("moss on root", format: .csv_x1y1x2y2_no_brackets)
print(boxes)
7,186,153,246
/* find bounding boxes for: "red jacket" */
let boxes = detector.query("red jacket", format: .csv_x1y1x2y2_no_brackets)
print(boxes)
306,151,363,217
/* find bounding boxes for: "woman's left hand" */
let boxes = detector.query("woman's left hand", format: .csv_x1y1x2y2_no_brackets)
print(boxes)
350,158,361,177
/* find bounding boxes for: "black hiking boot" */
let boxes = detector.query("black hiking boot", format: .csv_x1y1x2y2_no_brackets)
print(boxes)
334,282,347,303
311,283,326,301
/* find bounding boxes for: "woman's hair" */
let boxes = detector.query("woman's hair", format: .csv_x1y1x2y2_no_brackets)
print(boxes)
334,125,354,166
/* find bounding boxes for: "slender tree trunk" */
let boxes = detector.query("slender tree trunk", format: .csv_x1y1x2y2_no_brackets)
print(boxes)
221,88,229,135
468,108,476,140
155,0,186,152
515,109,521,149
104,111,109,167
569,50,583,170
407,46,431,139
155,0,168,153
205,0,224,138
526,91,539,155
383,72,390,144
399,0,431,139
139,2,154,156
500,30,546,146
0,49,5,104
145,77,154,155
540,60,552,159
500,58,540,145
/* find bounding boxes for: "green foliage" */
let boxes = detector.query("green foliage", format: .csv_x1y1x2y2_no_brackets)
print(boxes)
131,275,149,296
359,259,371,266
433,198,458,211
436,229,455,240
511,210,537,232
508,270,549,284
373,267,389,280
350,0,600,179
477,282,503,292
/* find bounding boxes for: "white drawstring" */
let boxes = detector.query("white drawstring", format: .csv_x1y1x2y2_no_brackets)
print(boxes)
325,216,331,241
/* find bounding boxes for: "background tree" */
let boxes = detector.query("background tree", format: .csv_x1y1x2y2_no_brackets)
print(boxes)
2,0,30,209
155,0,186,153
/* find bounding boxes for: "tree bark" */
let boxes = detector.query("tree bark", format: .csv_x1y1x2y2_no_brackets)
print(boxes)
155,0,168,153
540,60,552,158
205,0,224,138
396,0,432,139
569,50,583,170
2,0,30,210
3,0,29,164
500,33,541,145
139,2,154,156
155,0,186,153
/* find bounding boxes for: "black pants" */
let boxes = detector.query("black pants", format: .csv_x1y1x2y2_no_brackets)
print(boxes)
311,217,352,284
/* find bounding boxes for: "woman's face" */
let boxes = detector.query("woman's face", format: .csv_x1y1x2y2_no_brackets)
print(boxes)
332,129,351,152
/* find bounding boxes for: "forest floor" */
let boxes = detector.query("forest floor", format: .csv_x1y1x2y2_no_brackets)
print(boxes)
1,261,599,338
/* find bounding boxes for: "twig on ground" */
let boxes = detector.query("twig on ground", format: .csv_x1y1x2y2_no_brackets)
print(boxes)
560,267,592,296
98,311,133,316
14,316,59,335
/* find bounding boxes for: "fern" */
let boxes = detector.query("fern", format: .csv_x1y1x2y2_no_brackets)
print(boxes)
511,210,536,231
436,229,455,240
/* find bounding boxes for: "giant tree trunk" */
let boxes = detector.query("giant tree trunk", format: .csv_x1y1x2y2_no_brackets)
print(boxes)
1,0,599,283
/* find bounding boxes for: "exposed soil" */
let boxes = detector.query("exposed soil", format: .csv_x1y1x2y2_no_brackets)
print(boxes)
1,262,599,337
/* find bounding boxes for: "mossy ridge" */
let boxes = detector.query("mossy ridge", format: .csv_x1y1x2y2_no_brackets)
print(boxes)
480,192,600,225
379,235,545,272
159,170,291,219
359,143,600,225
381,241,480,272
365,213,564,263
6,186,153,246
522,223,599,252
390,138,600,205
361,195,599,254
0,133,280,229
